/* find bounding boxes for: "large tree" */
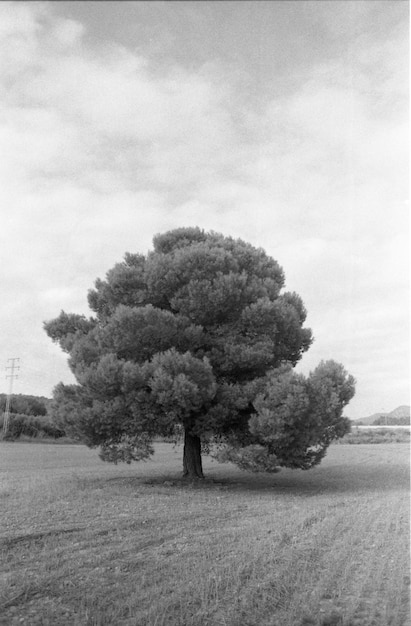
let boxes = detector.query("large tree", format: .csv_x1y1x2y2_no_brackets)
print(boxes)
45,228,355,478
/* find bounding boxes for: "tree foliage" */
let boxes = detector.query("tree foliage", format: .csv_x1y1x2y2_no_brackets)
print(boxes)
0,393,50,417
372,414,410,426
0,413,65,440
44,228,355,476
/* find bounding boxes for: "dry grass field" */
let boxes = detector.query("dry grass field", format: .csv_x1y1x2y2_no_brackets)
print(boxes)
0,442,409,626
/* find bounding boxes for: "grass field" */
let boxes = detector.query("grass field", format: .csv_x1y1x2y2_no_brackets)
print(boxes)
1,442,409,626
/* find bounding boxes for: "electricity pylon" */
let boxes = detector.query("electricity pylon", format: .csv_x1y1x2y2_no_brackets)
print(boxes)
2,358,20,436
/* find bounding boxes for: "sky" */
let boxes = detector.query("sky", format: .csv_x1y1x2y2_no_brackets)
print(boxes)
0,0,409,418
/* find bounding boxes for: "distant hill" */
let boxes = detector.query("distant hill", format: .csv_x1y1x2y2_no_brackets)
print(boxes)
353,406,410,425
355,412,386,425
389,405,410,418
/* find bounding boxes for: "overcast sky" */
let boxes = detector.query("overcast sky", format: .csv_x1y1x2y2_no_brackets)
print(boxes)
0,1,409,418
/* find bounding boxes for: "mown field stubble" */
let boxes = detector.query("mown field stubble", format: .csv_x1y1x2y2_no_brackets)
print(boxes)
0,442,409,626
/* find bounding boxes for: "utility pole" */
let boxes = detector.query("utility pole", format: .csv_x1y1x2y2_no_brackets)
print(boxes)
2,358,20,436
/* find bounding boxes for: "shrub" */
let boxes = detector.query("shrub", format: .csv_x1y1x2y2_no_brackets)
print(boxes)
0,413,66,440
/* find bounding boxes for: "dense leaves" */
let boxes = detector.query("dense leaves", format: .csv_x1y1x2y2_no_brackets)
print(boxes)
0,413,65,440
44,227,355,475
0,393,50,417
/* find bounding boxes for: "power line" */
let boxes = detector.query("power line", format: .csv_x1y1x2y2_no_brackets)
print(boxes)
2,358,20,436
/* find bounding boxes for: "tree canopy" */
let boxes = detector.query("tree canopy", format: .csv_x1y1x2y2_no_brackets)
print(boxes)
44,227,355,478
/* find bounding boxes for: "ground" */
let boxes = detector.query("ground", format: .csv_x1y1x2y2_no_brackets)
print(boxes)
0,442,409,626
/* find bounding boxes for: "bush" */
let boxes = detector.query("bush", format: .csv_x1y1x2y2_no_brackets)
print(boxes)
0,413,65,440
0,393,50,416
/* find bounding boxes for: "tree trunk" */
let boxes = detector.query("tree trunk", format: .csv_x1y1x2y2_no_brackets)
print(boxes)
182,429,204,479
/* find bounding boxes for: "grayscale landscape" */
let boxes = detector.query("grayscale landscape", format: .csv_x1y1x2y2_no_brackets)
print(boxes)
1,2,409,625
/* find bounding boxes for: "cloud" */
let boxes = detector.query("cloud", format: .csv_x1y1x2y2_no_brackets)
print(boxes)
0,2,408,417
1,2,237,202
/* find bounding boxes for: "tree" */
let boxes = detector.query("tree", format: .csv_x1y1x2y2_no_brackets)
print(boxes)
44,227,355,479
0,393,49,417
373,414,410,426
